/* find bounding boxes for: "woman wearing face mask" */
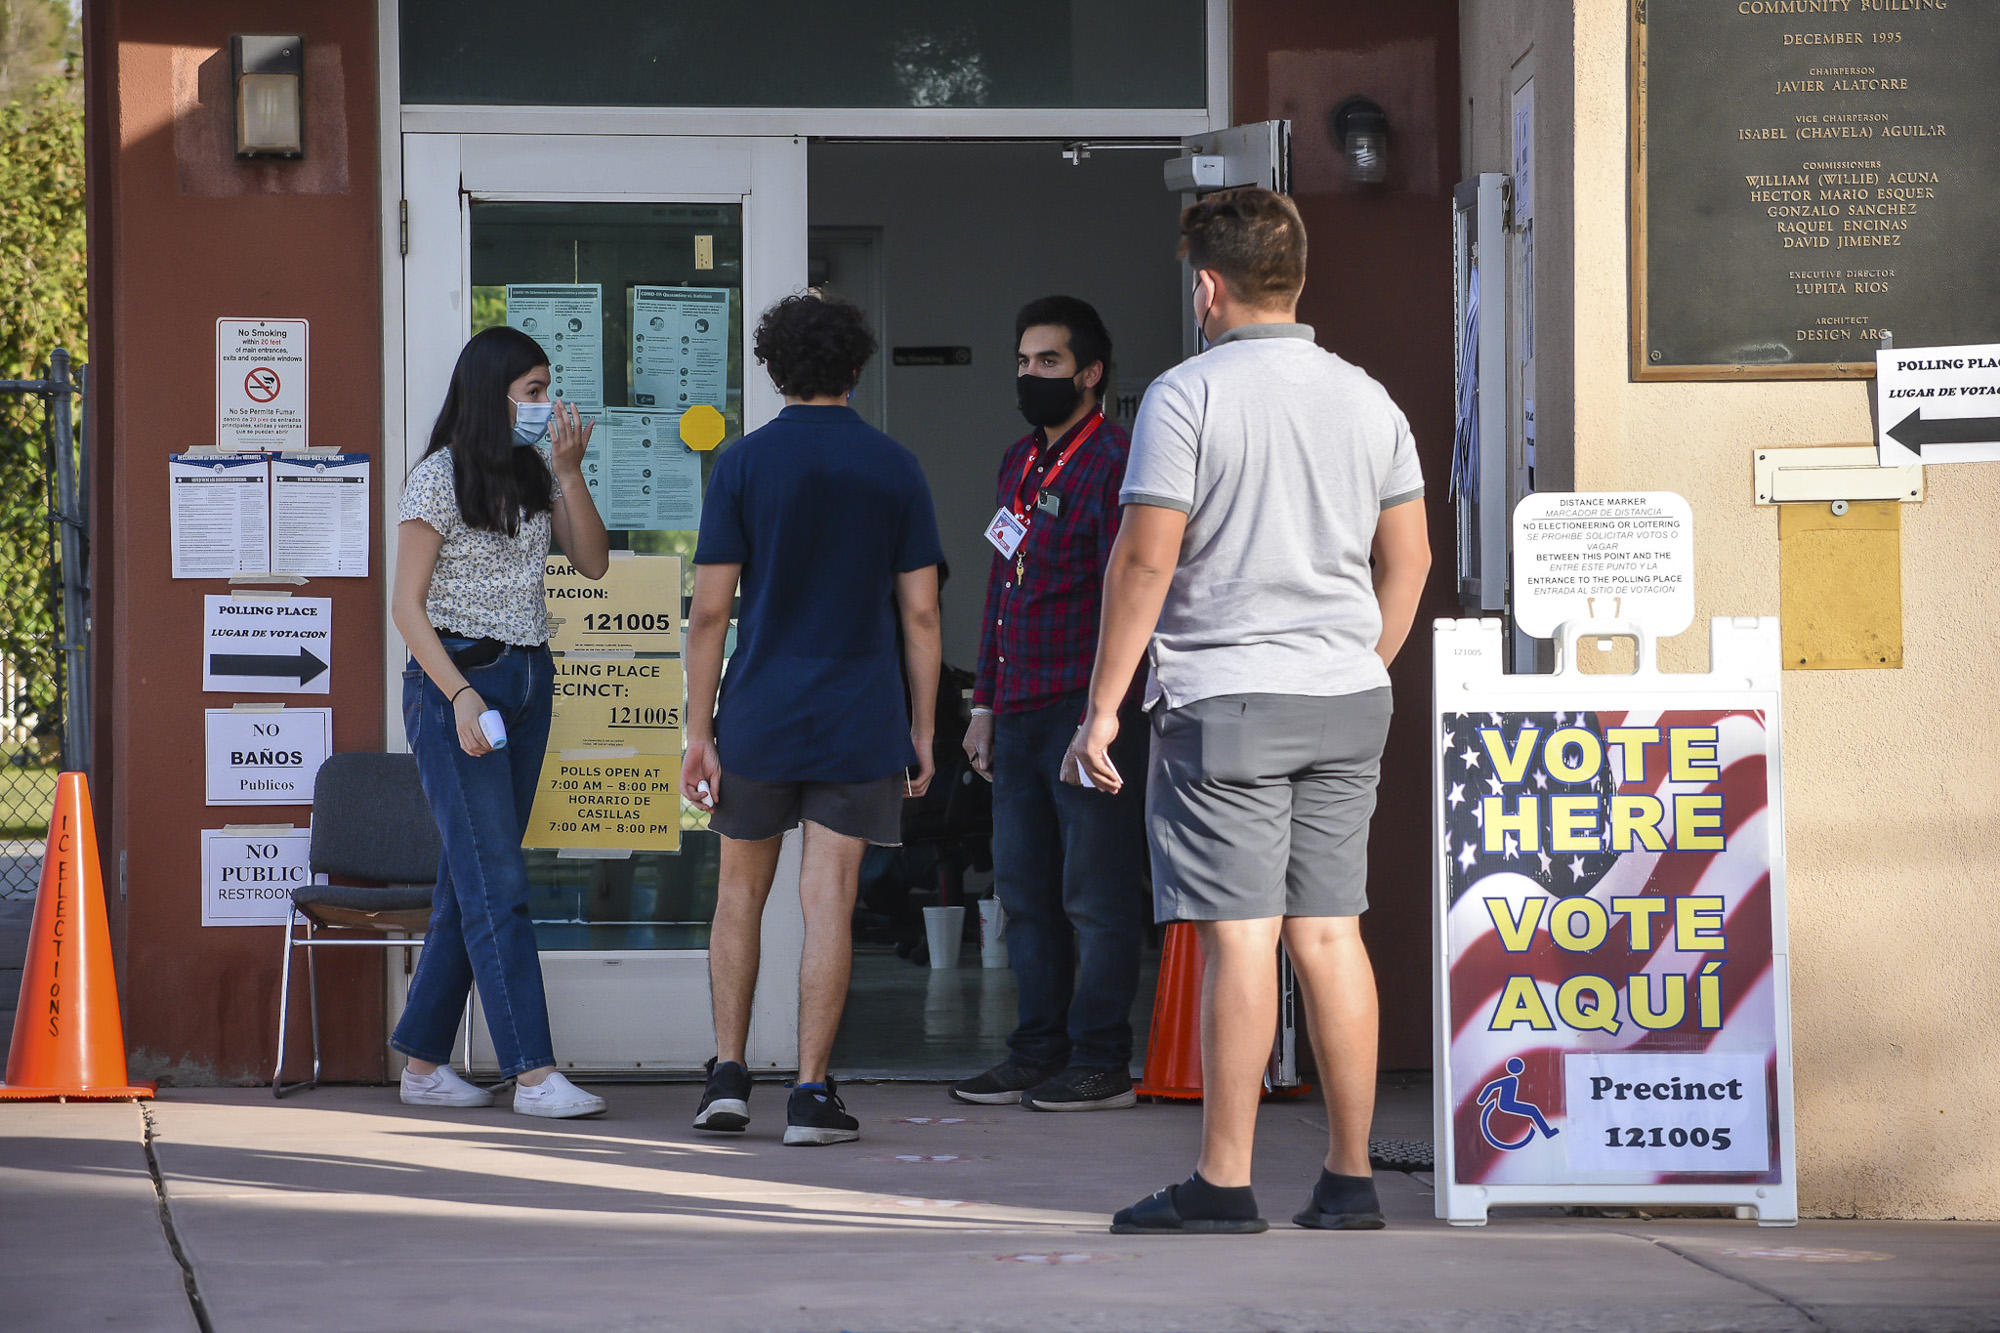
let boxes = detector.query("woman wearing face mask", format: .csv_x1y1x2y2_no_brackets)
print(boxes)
388,325,611,1117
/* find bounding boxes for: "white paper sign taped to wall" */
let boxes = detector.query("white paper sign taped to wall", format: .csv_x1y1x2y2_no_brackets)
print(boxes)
204,707,332,806
1512,492,1694,638
201,825,311,926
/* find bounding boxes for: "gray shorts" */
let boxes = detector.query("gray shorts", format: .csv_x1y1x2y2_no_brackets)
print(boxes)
1146,689,1392,922
708,771,905,846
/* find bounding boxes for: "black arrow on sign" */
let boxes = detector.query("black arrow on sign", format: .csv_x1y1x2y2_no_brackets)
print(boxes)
1886,408,2000,454
209,647,327,686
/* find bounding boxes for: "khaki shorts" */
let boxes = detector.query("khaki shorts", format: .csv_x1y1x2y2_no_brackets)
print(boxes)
1146,689,1392,922
708,770,905,846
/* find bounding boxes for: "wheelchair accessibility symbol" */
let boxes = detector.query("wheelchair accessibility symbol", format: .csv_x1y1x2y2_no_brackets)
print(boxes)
1477,1057,1560,1151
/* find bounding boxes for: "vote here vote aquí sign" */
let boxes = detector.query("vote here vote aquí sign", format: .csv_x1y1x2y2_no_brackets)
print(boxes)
1432,617,1796,1225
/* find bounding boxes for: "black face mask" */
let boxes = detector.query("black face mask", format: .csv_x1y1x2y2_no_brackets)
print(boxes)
1016,372,1083,429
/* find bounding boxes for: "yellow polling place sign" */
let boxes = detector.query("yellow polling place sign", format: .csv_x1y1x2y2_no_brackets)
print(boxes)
543,551,681,655
545,658,683,754
525,658,685,852
523,755,682,852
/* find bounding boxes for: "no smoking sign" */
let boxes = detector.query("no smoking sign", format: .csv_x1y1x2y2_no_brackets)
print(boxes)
217,318,308,450
243,366,282,404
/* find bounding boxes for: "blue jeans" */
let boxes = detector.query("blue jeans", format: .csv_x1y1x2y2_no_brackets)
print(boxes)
991,691,1151,1071
390,641,556,1078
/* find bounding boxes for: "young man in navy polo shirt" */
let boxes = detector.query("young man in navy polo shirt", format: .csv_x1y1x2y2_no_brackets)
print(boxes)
683,293,943,1146
951,296,1151,1113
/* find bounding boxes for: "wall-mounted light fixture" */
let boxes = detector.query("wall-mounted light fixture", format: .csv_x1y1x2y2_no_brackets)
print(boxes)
232,35,303,159
1330,96,1389,186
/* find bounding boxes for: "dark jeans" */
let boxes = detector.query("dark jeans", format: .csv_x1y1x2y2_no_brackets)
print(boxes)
390,640,556,1079
991,690,1151,1071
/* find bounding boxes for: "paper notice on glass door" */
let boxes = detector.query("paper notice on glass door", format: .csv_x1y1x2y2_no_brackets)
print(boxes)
506,284,604,411
580,409,703,531
271,453,370,577
170,454,271,578
631,286,730,412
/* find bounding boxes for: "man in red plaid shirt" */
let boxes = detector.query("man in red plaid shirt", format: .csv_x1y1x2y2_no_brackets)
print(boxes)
950,296,1151,1113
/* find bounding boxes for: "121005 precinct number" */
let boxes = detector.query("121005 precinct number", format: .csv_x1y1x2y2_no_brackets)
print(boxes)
1604,1125,1733,1151
582,612,674,632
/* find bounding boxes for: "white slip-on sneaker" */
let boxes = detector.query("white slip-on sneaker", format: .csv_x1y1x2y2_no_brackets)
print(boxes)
513,1070,607,1119
399,1063,494,1108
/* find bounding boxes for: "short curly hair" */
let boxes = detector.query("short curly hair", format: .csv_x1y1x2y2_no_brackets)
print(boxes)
753,293,878,399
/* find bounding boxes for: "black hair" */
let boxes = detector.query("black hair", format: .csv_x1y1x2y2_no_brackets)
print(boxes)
421,326,556,536
753,293,877,399
1014,295,1112,402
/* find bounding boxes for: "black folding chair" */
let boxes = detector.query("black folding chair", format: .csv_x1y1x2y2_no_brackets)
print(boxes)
273,752,444,1097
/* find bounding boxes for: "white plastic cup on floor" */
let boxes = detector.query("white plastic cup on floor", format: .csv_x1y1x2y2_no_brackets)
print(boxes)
924,905,966,970
977,897,1008,969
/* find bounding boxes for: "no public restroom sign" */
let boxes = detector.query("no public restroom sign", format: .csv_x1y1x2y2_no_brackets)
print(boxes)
1431,611,1798,1226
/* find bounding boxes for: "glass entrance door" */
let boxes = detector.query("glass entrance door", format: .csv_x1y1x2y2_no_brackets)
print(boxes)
397,133,808,1073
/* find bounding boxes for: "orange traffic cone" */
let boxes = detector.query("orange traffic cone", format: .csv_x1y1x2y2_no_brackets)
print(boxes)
0,772,153,1101
1136,921,1206,1100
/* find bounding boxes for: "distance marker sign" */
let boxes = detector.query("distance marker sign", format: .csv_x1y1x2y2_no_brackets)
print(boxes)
203,596,331,695
1875,343,2000,467
1512,493,1695,640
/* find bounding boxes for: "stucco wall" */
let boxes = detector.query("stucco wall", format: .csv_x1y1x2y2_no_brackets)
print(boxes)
1465,2,2000,1219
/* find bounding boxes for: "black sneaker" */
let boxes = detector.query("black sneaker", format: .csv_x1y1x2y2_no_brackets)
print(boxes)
783,1078,860,1146
1022,1065,1138,1112
949,1058,1059,1106
693,1057,752,1132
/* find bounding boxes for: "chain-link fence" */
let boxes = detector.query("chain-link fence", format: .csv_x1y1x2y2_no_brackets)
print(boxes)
0,351,86,900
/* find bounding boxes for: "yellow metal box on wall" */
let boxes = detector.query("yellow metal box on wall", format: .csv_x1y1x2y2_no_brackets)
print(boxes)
1778,502,1901,671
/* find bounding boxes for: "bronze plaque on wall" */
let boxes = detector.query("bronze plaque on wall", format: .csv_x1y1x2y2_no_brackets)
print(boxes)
1632,1,2000,381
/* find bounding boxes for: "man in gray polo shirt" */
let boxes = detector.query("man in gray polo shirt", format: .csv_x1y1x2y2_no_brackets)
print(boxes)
1064,187,1431,1234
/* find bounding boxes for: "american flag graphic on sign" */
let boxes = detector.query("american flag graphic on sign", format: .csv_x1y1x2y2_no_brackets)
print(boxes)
1442,707,1780,1186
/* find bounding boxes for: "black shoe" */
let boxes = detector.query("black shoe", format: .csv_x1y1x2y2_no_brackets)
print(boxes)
1292,1169,1386,1231
693,1057,751,1132
1022,1065,1137,1112
1110,1175,1269,1235
950,1058,1059,1106
783,1078,860,1146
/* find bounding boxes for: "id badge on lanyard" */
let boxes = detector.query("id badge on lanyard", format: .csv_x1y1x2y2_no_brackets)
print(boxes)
982,410,1102,564
984,507,1029,560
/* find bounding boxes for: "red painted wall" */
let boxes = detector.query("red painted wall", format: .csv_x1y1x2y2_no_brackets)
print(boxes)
1235,0,1463,1069
87,1,385,1083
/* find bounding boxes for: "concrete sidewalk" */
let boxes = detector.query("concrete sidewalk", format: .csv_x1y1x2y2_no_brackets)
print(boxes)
3,1081,1997,1332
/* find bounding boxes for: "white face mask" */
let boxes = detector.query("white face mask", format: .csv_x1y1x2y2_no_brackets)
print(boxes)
510,397,554,446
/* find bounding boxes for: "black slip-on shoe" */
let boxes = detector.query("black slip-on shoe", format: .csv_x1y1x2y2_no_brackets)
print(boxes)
783,1078,860,1146
1110,1182,1269,1235
693,1057,752,1133
949,1058,1060,1106
1292,1171,1387,1230
1022,1065,1138,1112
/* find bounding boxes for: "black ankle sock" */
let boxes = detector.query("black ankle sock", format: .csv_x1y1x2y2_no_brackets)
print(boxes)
1311,1169,1380,1214
1175,1171,1261,1220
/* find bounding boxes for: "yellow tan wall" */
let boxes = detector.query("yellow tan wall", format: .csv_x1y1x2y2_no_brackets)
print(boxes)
1465,0,2000,1219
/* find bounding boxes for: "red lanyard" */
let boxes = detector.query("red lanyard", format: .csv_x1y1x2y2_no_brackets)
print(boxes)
1010,410,1103,522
